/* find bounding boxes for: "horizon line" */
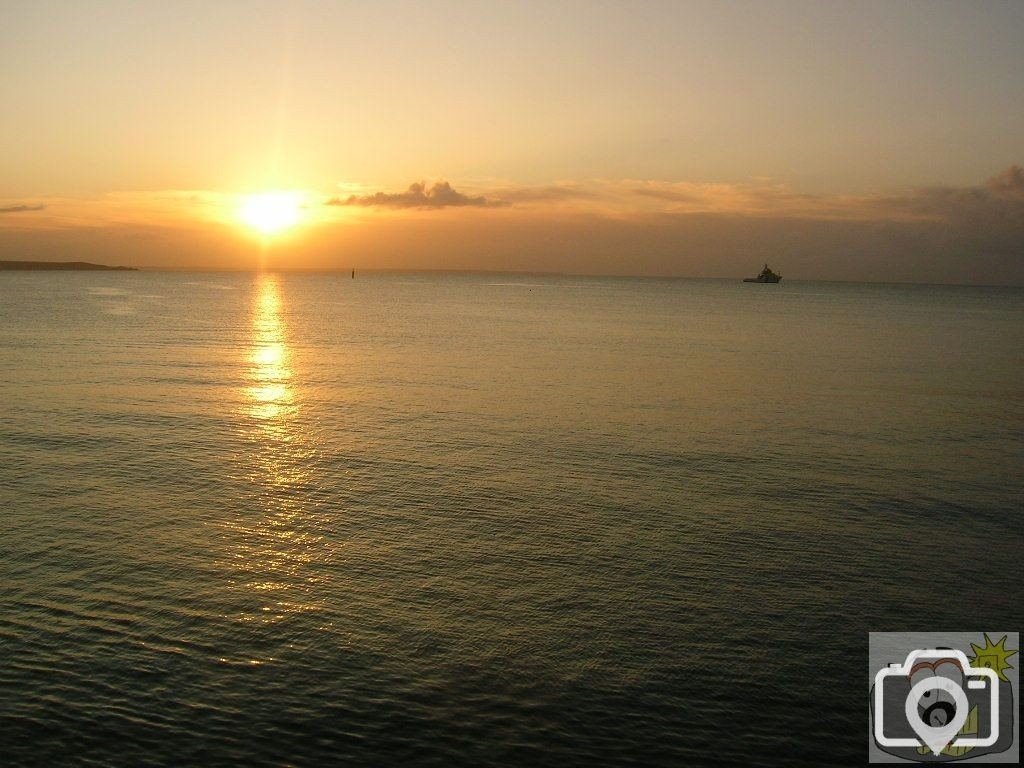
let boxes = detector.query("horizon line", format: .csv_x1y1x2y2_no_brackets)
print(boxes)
4,261,1020,289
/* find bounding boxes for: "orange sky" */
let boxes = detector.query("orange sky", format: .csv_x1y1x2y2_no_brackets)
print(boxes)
2,1,1023,283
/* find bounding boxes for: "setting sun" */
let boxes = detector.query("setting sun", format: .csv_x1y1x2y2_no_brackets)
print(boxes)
239,192,303,236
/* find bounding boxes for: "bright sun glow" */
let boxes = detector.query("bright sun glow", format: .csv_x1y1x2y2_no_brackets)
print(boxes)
239,192,304,235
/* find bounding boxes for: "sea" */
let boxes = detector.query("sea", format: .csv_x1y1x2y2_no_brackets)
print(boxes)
1,272,1021,766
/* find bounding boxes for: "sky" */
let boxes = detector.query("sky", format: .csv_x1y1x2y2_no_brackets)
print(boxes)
1,0,1023,283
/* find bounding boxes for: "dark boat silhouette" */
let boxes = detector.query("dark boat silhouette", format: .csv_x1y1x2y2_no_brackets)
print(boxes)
744,264,782,283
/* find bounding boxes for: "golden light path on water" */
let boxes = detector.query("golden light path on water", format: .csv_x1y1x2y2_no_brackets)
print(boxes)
219,273,330,637
248,275,293,423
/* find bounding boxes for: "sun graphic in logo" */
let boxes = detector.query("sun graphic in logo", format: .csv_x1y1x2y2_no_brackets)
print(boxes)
969,633,1017,682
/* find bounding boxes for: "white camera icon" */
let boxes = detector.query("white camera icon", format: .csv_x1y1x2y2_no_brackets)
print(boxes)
874,648,1000,752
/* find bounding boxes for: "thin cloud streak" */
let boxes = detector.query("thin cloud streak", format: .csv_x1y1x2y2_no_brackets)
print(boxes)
481,165,1024,225
0,204,46,214
488,184,597,203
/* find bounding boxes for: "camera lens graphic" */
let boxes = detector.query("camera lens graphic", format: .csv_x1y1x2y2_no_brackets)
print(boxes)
921,699,956,726
904,677,970,754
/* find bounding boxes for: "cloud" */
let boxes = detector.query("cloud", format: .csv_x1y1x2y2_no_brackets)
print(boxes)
987,164,1024,197
327,180,500,209
0,204,45,213
489,184,597,203
632,187,702,203
543,166,1024,224
871,166,1024,224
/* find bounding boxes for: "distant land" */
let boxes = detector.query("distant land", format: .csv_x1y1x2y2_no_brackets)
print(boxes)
0,261,136,271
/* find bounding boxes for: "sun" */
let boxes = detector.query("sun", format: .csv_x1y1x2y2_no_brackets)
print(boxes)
239,192,303,236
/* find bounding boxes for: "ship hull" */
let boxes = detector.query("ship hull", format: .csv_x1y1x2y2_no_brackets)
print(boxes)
743,276,782,283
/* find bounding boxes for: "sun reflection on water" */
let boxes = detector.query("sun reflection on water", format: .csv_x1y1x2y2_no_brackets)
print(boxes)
218,273,330,629
247,279,294,422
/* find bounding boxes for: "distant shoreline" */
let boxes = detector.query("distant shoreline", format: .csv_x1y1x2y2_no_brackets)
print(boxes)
0,261,137,271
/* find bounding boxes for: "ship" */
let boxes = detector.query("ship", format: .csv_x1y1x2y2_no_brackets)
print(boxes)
744,264,782,283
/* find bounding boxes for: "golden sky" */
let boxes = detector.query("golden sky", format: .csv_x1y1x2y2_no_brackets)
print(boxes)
2,1,1023,283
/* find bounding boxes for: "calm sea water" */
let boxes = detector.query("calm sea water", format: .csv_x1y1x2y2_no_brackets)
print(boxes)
1,272,1021,766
